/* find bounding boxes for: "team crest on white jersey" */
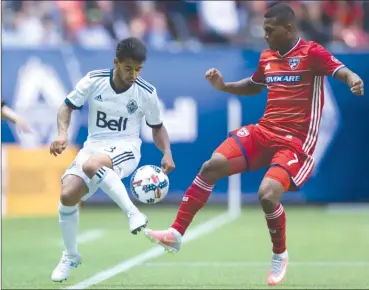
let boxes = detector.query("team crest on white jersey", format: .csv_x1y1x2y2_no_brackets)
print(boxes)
289,58,300,70
126,100,138,114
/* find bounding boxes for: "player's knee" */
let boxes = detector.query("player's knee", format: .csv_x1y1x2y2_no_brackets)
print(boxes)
258,180,281,212
82,154,112,178
199,154,229,184
60,175,88,206
60,182,81,206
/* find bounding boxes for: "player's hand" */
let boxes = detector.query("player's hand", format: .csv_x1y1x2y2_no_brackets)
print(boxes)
350,78,364,96
161,150,175,175
50,133,68,157
205,68,226,91
15,118,32,133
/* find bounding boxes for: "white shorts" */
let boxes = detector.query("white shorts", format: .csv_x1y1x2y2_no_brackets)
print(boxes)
62,140,141,201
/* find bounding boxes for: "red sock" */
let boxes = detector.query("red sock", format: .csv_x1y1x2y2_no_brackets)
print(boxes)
265,203,286,254
171,174,214,235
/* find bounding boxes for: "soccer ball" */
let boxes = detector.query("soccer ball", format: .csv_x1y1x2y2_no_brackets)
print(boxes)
130,165,169,204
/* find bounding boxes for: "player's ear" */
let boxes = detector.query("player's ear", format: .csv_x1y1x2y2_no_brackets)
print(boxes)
113,57,119,67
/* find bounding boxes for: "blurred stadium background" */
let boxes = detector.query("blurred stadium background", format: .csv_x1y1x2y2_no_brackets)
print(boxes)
1,1,369,289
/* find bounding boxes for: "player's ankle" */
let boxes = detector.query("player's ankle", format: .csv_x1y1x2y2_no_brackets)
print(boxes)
170,225,184,237
273,249,288,257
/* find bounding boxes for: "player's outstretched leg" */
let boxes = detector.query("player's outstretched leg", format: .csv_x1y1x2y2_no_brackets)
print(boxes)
144,152,234,253
51,175,86,282
258,168,290,286
82,153,147,235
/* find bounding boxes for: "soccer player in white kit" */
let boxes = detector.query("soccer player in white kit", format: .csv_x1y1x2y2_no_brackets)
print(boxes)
49,37,175,282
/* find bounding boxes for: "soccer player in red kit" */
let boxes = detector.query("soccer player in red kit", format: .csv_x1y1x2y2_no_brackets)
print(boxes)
143,3,364,286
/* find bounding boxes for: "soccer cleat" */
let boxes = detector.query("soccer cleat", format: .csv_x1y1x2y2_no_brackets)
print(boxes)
267,251,288,286
51,251,81,282
143,228,182,253
128,211,148,235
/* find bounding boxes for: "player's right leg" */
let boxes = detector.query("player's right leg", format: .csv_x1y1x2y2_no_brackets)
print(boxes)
51,174,88,282
144,135,248,253
81,144,147,235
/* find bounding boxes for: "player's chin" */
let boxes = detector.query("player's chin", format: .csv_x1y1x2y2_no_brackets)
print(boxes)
266,41,277,51
126,79,135,85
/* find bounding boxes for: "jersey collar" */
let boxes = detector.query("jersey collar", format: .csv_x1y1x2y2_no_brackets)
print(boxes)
277,37,301,58
110,69,131,94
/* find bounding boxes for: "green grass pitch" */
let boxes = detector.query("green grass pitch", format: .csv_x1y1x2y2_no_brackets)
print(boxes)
2,205,369,289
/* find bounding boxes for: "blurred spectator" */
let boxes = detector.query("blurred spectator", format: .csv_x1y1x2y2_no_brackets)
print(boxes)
197,1,240,43
76,8,113,48
2,0,369,50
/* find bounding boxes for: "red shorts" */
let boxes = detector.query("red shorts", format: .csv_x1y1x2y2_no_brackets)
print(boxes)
215,124,314,191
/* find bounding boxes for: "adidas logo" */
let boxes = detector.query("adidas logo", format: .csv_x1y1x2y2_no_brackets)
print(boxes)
94,95,103,102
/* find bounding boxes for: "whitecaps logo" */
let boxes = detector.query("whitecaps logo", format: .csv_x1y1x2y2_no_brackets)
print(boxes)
141,97,198,143
11,58,79,148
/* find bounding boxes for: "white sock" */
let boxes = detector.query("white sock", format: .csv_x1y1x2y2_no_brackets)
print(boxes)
91,166,138,216
58,203,79,256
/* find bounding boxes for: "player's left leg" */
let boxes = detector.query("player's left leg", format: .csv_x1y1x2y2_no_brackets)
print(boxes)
259,148,312,286
143,132,254,253
82,145,146,235
258,169,289,286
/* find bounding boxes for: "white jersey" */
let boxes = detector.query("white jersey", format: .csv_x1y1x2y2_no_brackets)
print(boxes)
65,69,162,148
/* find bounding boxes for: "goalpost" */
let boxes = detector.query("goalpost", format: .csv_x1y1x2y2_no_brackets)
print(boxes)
227,98,243,218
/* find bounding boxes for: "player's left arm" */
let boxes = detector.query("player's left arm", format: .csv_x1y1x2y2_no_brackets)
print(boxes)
334,67,364,96
145,90,175,174
309,43,364,96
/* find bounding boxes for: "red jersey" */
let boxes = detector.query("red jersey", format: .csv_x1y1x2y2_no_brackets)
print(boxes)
251,38,345,155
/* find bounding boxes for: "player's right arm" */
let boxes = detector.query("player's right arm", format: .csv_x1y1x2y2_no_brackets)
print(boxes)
50,74,91,156
205,68,265,96
1,98,32,132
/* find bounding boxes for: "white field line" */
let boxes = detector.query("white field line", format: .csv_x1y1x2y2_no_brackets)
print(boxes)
143,261,369,268
58,229,104,247
66,211,239,289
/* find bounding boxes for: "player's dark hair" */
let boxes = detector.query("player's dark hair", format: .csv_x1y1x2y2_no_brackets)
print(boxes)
116,37,147,63
264,3,296,25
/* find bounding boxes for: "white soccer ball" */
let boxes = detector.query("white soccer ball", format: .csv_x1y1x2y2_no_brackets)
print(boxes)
130,165,169,204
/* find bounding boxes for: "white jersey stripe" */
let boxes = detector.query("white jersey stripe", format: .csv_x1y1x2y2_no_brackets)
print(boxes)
305,77,322,154
302,76,321,153
293,155,313,185
295,156,315,186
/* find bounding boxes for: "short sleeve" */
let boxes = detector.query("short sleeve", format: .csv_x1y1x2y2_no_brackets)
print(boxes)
144,89,163,128
65,74,91,110
309,43,345,77
250,55,266,86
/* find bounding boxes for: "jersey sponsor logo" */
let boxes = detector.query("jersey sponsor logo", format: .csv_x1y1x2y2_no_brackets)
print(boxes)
126,100,138,114
96,111,128,131
266,75,301,83
288,57,300,70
